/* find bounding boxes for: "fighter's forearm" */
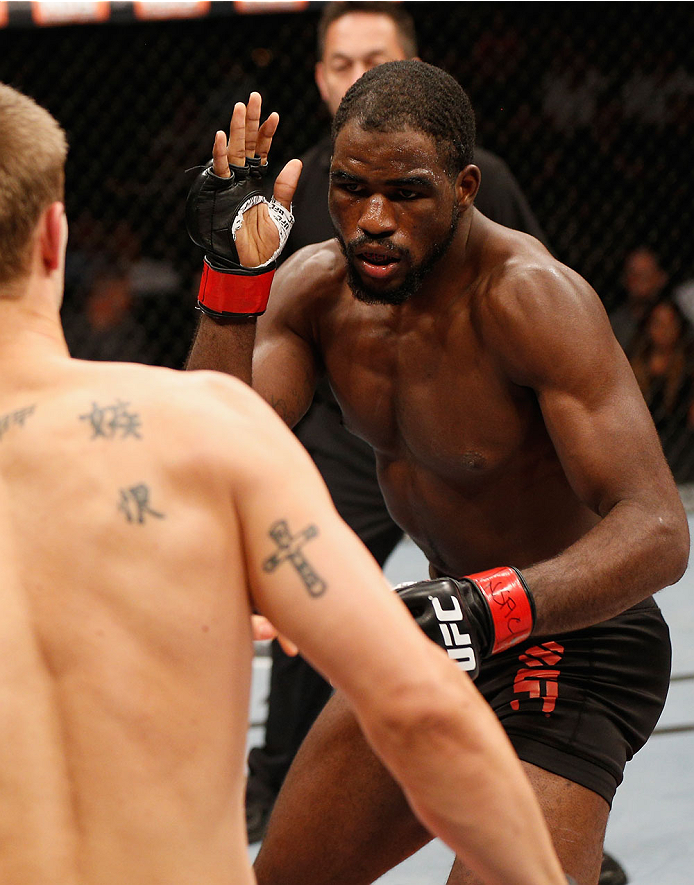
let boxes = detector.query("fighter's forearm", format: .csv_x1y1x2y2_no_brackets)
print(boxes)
525,497,689,634
185,314,256,386
362,681,566,885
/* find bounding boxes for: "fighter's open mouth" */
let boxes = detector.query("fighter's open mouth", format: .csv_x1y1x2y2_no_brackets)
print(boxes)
359,251,400,266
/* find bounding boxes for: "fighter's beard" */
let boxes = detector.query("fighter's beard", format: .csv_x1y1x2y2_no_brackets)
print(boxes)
340,207,460,306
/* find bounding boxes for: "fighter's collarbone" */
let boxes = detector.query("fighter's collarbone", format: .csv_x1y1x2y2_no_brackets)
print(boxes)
323,303,535,467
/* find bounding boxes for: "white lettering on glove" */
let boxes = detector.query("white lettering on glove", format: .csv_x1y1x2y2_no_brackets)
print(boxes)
231,194,295,268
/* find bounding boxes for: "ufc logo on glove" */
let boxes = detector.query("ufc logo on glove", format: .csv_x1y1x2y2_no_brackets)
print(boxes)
395,570,535,682
429,594,478,672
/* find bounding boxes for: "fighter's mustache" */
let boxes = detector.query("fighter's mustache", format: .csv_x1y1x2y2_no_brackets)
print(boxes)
345,236,409,263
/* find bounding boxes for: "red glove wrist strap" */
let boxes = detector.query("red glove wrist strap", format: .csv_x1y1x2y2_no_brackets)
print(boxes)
198,261,275,316
468,567,535,654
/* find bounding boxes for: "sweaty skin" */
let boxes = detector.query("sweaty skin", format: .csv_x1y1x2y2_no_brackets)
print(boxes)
240,121,688,634
0,91,569,882
0,347,567,885
186,100,688,885
270,233,599,575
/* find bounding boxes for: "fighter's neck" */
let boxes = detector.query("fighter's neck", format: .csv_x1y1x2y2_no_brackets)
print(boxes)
0,283,69,373
403,207,482,313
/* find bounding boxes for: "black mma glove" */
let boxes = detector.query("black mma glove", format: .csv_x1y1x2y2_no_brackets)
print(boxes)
186,158,293,318
396,567,536,680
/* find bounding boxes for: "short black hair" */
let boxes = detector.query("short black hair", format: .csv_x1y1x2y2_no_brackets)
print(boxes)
317,1,418,61
332,60,475,178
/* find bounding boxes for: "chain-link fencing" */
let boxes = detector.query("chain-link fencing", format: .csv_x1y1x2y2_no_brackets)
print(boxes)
1,1,693,478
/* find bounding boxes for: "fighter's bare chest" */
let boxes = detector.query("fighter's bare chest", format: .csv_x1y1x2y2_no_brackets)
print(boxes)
319,305,531,475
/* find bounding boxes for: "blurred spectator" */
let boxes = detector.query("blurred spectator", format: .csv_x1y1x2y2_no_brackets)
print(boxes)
107,220,182,300
610,247,669,354
674,276,694,329
629,298,694,483
542,46,605,134
622,44,694,129
63,265,153,364
63,209,108,302
63,216,187,368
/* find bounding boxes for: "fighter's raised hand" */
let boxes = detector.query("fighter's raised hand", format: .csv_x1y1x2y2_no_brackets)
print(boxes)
211,93,302,268
215,91,277,171
186,92,302,318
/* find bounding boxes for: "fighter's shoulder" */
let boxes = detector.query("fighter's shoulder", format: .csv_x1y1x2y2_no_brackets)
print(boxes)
75,359,268,435
125,362,301,470
273,239,345,305
146,365,276,431
182,369,316,479
480,228,598,325
472,226,615,383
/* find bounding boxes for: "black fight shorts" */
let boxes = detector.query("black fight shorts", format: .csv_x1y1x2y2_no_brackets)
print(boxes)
476,596,671,806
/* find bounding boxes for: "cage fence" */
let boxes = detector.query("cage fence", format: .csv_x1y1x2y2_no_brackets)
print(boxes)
1,1,693,481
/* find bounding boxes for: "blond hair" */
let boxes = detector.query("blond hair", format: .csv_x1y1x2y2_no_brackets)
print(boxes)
0,83,68,285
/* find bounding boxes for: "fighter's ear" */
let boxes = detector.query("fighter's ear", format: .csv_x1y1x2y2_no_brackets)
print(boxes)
455,165,481,210
39,202,67,272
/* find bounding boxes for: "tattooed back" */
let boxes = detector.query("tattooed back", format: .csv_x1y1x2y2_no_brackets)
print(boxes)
0,347,441,885
0,358,279,885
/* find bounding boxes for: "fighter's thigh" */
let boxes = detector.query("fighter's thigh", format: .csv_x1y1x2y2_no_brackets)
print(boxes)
254,689,432,885
445,763,609,885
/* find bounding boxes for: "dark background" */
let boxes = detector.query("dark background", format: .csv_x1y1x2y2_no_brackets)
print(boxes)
1,1,692,366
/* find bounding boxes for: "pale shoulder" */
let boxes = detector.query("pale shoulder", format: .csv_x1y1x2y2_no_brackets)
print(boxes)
69,358,280,442
145,364,287,436
71,357,244,404
180,368,324,486
176,368,311,457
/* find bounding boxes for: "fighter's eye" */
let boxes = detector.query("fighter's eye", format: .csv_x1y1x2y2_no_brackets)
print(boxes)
338,182,365,195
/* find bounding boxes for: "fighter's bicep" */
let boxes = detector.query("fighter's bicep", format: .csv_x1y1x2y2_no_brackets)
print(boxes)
232,412,356,613
489,267,667,512
236,433,428,699
252,321,318,427
538,352,665,515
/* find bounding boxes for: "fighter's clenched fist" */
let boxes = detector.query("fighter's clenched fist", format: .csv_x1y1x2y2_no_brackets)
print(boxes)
395,568,535,679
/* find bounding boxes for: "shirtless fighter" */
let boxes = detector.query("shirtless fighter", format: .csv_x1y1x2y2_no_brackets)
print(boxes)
186,62,689,885
0,81,574,885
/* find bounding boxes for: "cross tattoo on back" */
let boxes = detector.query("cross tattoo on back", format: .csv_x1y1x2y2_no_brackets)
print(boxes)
262,519,327,597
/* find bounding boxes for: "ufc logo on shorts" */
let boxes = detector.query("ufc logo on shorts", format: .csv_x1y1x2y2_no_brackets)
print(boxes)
430,594,477,673
510,641,565,714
